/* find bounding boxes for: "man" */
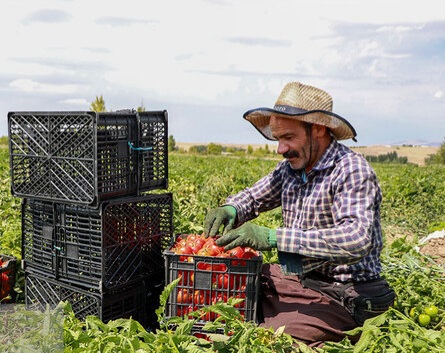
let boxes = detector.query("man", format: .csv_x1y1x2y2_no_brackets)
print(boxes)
203,82,395,347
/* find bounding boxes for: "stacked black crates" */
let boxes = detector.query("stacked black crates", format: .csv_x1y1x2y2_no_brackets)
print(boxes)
8,110,173,327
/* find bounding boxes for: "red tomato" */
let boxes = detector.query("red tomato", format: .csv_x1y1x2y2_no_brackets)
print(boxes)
193,237,206,251
231,274,247,288
185,234,198,244
177,305,193,317
193,290,208,305
1,272,9,284
177,289,190,304
227,246,245,259
212,292,228,304
202,238,224,256
196,247,213,257
217,273,232,289
178,270,193,285
177,245,193,255
242,247,258,258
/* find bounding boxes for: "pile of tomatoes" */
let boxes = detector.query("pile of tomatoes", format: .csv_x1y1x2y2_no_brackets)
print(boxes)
169,234,261,321
0,257,14,302
171,233,258,261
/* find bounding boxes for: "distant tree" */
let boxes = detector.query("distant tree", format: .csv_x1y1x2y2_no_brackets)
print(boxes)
168,135,177,152
247,145,253,155
90,95,106,112
189,145,207,154
365,151,408,164
425,138,445,165
207,143,222,155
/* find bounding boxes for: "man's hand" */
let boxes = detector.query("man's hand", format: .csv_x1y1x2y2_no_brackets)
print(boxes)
203,205,237,238
215,223,277,251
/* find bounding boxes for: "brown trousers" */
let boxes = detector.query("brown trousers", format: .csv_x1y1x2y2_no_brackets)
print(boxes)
258,264,358,347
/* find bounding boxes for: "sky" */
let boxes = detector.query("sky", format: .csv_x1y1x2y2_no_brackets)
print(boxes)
1,0,444,147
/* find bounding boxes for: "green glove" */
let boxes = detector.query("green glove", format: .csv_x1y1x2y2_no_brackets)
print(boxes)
215,223,277,251
203,205,237,238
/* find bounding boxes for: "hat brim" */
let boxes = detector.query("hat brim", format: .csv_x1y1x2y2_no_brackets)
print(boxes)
243,107,357,141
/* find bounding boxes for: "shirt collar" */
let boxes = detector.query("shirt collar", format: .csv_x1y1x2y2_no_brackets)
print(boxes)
285,139,340,180
311,138,339,172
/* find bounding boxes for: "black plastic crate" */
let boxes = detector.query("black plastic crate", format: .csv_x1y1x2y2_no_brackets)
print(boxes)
0,254,17,303
8,110,168,206
22,193,174,291
163,250,262,324
25,271,147,325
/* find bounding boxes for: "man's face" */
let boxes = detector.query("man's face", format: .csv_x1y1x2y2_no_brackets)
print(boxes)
270,116,312,170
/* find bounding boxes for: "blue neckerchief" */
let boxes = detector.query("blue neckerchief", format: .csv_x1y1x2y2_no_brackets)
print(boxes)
301,169,307,183
286,163,308,184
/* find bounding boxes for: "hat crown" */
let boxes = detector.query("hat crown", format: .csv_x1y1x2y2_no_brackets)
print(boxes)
275,82,333,112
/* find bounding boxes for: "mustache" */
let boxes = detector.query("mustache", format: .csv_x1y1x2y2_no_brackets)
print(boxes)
283,150,299,159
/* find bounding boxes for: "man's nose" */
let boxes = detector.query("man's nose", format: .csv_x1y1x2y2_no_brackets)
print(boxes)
277,142,289,155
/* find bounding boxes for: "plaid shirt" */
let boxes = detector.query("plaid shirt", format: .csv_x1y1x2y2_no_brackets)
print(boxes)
226,139,383,282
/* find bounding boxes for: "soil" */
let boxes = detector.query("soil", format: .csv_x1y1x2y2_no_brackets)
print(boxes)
419,237,445,265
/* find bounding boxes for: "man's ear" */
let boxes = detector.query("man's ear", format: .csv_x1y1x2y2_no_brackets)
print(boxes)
312,124,328,138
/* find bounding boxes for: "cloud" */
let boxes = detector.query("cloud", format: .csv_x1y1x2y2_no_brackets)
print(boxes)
9,78,78,94
59,98,90,106
434,90,443,99
227,37,292,47
95,16,156,27
23,9,71,24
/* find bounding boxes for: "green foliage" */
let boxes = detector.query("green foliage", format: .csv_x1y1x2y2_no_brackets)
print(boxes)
0,303,65,352
0,136,8,146
168,154,282,235
0,148,21,259
208,143,223,155
375,164,445,235
137,102,146,112
365,151,408,164
63,278,306,352
2,145,445,351
189,145,208,154
168,135,177,152
90,95,106,112
425,138,445,165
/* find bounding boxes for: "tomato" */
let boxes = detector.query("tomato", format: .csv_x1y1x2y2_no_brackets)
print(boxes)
196,247,213,257
176,245,193,255
177,305,193,317
1,272,9,284
212,292,228,304
227,246,245,258
178,270,193,285
202,238,224,256
193,331,211,341
194,237,206,250
418,314,431,327
218,273,231,289
424,305,439,318
177,289,190,304
193,290,208,305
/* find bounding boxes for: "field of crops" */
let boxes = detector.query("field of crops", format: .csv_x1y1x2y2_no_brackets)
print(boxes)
2,145,445,352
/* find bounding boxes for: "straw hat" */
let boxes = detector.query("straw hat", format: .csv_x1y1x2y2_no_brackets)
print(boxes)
243,82,357,141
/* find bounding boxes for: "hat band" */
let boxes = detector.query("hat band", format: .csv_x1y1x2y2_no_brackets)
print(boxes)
273,105,309,115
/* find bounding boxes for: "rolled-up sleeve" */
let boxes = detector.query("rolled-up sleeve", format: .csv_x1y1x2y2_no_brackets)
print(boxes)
226,161,286,224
